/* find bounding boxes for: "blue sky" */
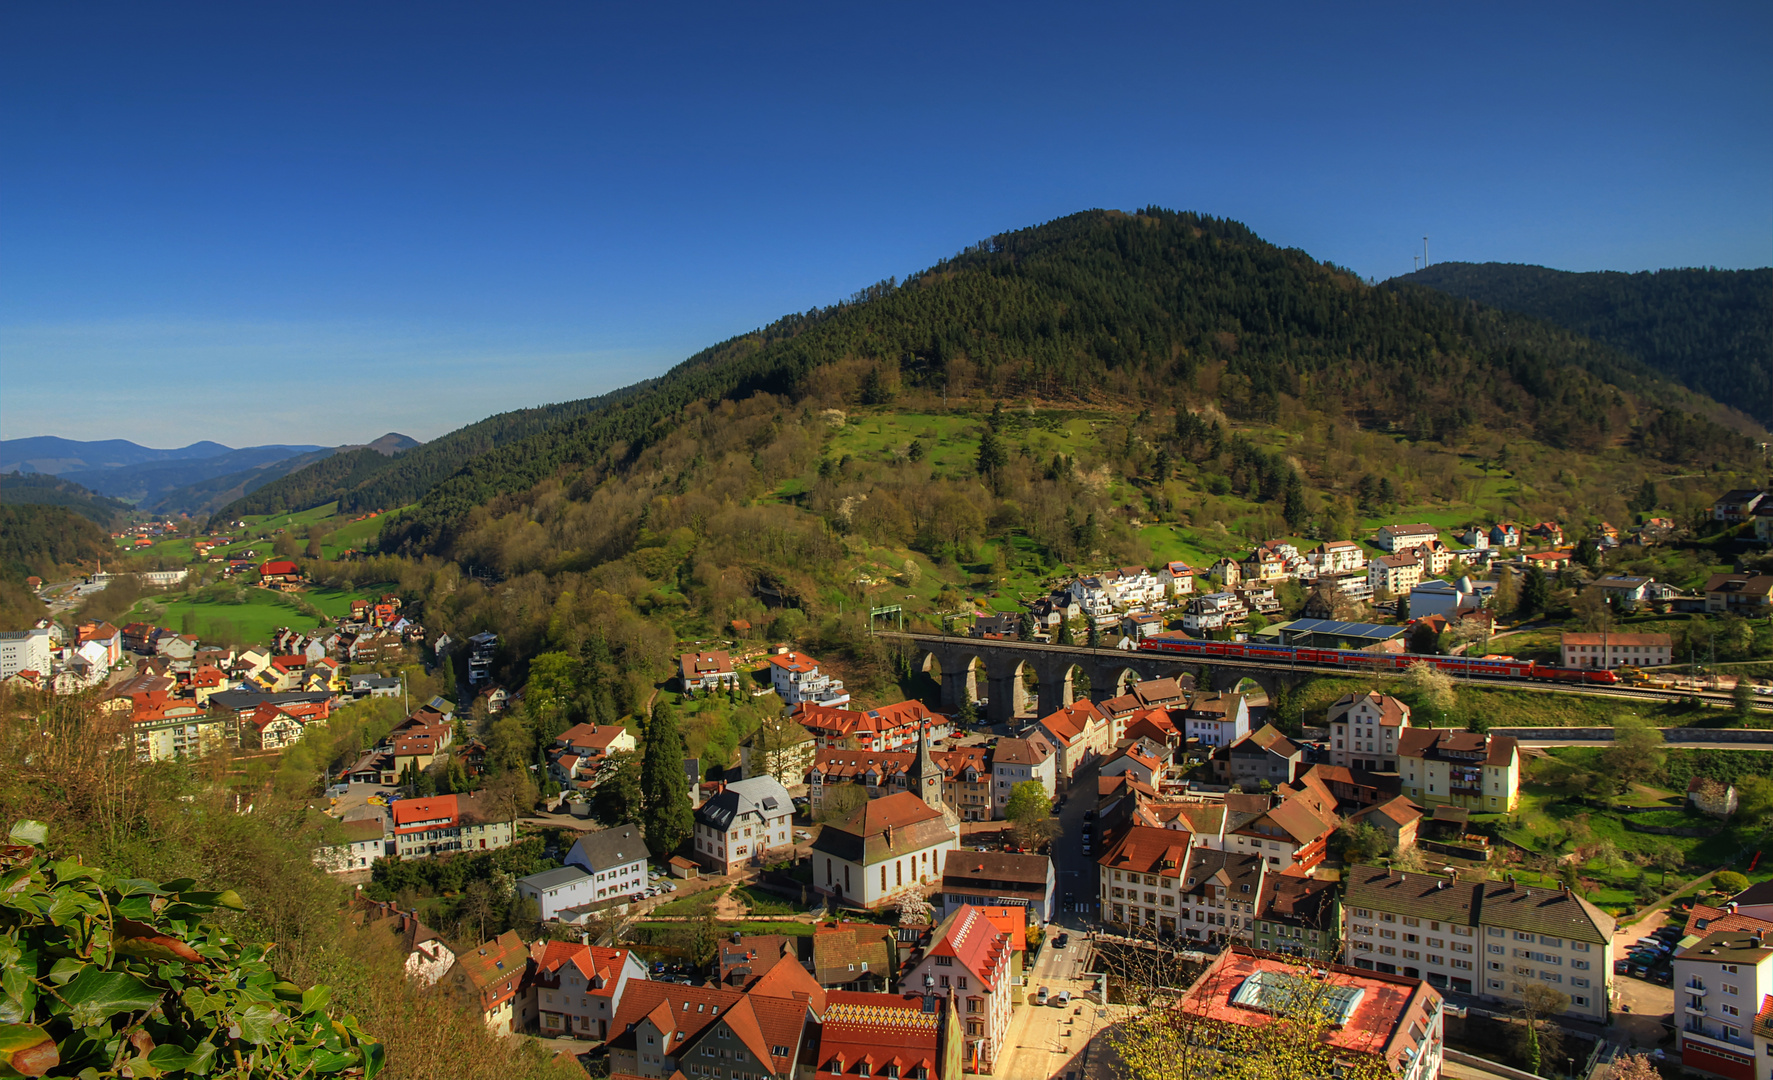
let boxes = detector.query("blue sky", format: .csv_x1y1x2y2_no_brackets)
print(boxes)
3,1,1768,447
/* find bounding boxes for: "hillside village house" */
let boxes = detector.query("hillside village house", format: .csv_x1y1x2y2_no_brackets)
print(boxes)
793,698,944,751
1099,825,1191,934
1228,785,1337,875
940,850,1057,922
75,621,123,667
312,819,388,873
1309,539,1367,574
444,930,535,1035
516,824,653,920
1559,632,1673,670
1397,729,1521,812
240,701,325,751
990,735,1056,815
807,748,914,810
548,722,636,788
1099,744,1167,788
0,627,53,680
693,775,795,875
677,650,738,694
898,906,1015,1073
1591,574,1657,609
531,941,647,1041
352,898,456,987
1369,553,1424,596
812,790,958,909
1029,698,1109,781
390,793,513,859
1157,560,1197,598
1713,489,1766,523
1489,522,1523,548
1328,690,1411,772
1253,876,1342,958
1454,526,1491,550
737,716,816,786
1224,724,1303,788
765,649,850,707
606,971,822,1080
1375,524,1439,553
1704,573,1773,616
1671,929,1773,1078
933,745,994,822
1344,865,1613,1022
1180,691,1250,748
1182,591,1245,634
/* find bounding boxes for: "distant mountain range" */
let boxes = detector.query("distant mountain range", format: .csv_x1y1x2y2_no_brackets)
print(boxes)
0,433,420,516
1393,262,1773,427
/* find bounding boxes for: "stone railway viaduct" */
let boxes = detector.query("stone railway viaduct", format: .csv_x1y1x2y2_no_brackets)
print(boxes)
876,632,1311,724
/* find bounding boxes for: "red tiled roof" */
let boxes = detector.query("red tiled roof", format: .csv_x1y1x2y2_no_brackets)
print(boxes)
927,906,1012,991
259,560,300,576
1098,825,1190,878
813,992,943,1080
391,794,459,831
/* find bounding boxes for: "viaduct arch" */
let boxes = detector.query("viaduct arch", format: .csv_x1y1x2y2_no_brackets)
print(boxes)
895,633,1299,724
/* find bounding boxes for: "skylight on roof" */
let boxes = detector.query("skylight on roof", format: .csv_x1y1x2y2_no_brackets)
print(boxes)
1230,970,1363,1026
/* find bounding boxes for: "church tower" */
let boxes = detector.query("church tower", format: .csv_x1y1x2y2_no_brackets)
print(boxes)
908,726,958,830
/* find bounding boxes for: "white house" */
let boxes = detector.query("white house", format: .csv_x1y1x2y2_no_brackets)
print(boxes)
1308,540,1367,574
531,942,648,1041
897,906,1015,1072
1374,524,1439,553
677,650,739,694
1182,592,1246,634
1327,690,1411,772
1408,578,1481,620
990,736,1056,817
1157,561,1198,599
514,823,654,921
765,650,849,707
311,818,388,873
692,775,795,875
0,628,53,680
1672,930,1773,1078
1179,692,1250,748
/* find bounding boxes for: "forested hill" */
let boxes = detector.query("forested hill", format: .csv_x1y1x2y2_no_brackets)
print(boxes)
0,472,132,526
217,385,653,520
381,207,1755,557
1396,262,1773,427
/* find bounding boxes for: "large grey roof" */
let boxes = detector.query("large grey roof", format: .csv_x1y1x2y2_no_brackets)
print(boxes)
694,776,793,832
519,865,592,892
566,825,652,872
1345,865,1613,943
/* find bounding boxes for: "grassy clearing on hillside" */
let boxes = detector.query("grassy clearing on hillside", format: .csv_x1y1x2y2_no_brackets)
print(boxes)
129,583,384,642
1287,674,1709,730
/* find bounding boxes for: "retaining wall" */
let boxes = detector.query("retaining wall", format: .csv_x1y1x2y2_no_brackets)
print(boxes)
1494,727,1773,744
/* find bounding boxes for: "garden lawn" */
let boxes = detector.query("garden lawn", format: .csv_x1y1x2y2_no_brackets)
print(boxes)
649,887,727,917
731,885,800,915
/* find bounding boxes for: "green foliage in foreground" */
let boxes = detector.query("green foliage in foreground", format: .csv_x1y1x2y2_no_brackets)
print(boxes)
0,820,382,1080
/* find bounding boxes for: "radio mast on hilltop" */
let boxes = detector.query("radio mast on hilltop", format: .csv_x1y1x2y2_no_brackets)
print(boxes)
1423,236,1429,268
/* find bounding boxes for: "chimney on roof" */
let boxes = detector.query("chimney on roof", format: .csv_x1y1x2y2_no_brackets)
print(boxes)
1728,902,1740,914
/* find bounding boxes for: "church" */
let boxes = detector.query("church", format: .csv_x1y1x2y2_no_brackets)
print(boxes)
810,730,960,909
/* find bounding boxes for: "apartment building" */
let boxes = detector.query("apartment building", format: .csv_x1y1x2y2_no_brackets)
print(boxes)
1397,729,1521,812
990,735,1055,816
1559,632,1675,670
1344,866,1613,1023
1673,930,1773,1080
1327,690,1411,772
1098,824,1191,936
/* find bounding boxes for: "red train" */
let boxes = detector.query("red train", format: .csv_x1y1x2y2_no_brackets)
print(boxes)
1135,635,1618,685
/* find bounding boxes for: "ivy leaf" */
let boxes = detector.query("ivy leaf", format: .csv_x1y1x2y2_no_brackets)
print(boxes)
46,959,83,986
175,891,244,912
309,1048,359,1074
360,1040,384,1080
6,822,47,847
299,986,331,1016
59,969,161,1029
0,1023,59,1077
232,1004,282,1045
145,1044,194,1070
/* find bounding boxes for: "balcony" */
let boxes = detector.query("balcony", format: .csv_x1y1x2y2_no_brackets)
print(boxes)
1685,1004,1708,1017
1684,982,1707,996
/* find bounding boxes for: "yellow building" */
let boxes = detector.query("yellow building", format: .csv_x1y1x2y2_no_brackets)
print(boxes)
1396,729,1520,812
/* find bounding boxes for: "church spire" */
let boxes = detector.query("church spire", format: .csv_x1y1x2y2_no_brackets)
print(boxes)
909,724,943,812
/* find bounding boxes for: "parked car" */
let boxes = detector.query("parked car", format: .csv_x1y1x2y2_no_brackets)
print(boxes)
1055,990,1071,1006
1614,960,1630,975
1055,933,1070,949
1037,987,1049,1005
